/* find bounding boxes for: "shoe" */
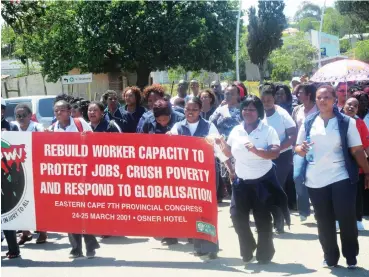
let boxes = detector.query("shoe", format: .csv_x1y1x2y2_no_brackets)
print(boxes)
347,264,357,269
357,221,365,231
208,252,218,260
161,238,178,245
86,250,96,259
335,221,339,231
18,235,33,245
69,251,84,259
69,252,84,259
243,256,256,265
300,215,307,222
193,251,207,257
323,260,337,268
275,228,285,234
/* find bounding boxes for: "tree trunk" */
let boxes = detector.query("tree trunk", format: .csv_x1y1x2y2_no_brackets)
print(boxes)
258,64,265,84
136,64,151,89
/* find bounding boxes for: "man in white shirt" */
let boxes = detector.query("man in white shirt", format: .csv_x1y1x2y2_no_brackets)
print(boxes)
170,80,189,105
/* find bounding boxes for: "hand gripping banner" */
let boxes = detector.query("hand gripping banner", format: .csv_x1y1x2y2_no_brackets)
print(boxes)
1,132,217,243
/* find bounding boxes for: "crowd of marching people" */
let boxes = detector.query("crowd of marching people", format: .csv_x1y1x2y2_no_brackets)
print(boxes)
1,77,369,269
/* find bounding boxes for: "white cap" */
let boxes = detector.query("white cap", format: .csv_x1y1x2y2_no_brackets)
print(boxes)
1,98,6,107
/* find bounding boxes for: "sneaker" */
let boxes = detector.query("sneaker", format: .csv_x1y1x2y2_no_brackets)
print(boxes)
161,238,178,245
275,228,285,234
336,221,339,231
243,256,256,265
357,221,365,231
300,215,307,222
208,252,218,260
347,264,357,269
323,260,337,268
86,250,96,259
69,251,84,259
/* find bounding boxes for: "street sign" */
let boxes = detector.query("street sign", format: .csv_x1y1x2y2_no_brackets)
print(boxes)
61,73,92,85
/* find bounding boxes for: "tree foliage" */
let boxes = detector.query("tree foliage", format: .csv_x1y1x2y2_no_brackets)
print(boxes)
350,40,369,62
270,32,318,81
247,1,286,82
297,16,320,33
294,1,321,22
1,1,238,87
336,1,369,23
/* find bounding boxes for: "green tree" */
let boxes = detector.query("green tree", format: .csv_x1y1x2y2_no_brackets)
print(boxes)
294,1,321,22
168,67,186,83
2,1,238,87
297,17,320,32
270,32,318,81
247,1,287,82
1,1,47,72
336,1,369,23
352,40,369,62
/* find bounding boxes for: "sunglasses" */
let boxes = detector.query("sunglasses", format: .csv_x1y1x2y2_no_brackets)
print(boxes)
16,113,28,119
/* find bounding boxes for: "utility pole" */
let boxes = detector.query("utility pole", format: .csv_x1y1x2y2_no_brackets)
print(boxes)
236,0,241,81
318,0,326,68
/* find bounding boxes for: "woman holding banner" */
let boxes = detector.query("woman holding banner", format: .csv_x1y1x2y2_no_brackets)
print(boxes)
169,97,226,260
13,104,48,245
139,99,184,246
216,95,289,265
49,100,99,258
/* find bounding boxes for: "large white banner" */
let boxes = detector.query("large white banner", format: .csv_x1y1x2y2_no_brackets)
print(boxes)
1,132,36,230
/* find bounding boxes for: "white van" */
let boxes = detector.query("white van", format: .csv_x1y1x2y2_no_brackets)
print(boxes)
4,96,56,128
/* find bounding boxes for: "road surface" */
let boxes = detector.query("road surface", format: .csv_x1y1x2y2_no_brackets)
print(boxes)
2,200,369,277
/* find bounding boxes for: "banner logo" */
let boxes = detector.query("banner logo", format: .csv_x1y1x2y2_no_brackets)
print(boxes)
1,140,29,222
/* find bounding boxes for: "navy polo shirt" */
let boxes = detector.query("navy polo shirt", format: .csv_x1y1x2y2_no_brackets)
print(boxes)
1,119,19,131
139,111,184,134
122,105,146,133
90,119,121,133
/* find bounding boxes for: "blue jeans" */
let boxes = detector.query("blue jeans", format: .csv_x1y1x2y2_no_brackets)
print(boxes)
297,180,311,217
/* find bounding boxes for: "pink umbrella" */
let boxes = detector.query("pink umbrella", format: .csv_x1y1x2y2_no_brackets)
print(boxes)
310,59,369,83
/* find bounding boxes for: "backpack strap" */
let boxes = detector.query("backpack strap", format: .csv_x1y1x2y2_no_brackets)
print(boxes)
73,118,83,132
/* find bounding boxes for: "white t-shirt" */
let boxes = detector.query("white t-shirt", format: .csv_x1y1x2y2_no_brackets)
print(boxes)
13,121,45,132
170,95,189,105
170,120,228,161
293,104,318,131
227,121,280,180
296,116,362,188
262,105,296,153
49,117,92,132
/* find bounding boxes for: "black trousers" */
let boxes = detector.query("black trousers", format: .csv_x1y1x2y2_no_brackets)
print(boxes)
68,234,100,254
308,179,358,266
4,230,19,255
231,179,275,262
356,174,365,221
271,150,293,231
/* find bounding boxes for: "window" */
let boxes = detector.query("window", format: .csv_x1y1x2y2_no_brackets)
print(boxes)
38,98,55,117
4,101,32,122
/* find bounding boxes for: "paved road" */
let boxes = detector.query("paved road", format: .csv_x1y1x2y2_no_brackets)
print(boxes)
2,200,369,277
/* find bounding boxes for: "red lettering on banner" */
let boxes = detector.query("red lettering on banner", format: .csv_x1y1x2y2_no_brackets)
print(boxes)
32,133,217,243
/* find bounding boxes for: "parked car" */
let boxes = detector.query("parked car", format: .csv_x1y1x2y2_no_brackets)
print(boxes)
4,96,56,128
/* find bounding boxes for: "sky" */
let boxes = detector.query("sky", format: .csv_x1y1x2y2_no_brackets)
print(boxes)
241,0,336,22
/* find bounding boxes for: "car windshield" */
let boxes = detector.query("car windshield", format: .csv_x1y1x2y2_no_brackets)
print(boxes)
4,101,32,122
38,98,55,117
